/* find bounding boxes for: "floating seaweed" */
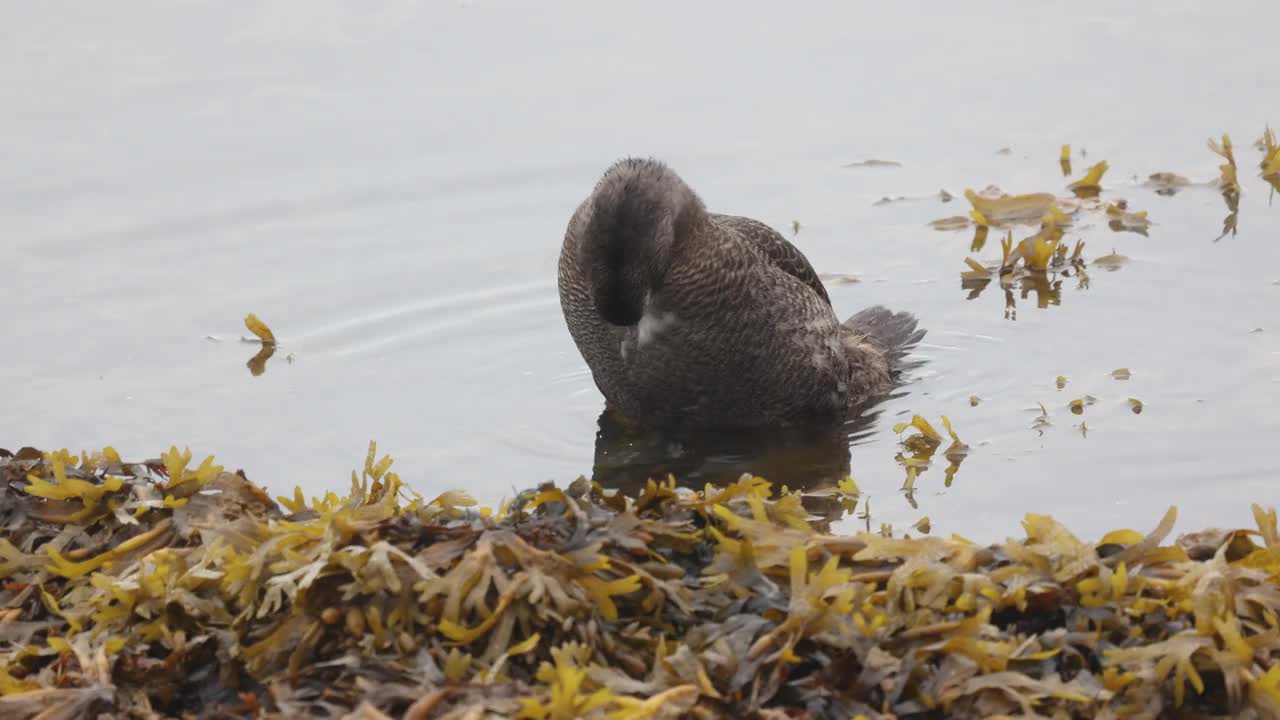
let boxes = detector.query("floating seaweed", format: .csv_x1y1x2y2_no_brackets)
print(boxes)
930,215,972,231
937,180,1146,307
959,208,1096,319
1144,172,1191,197
1066,394,1102,417
1030,402,1053,434
892,415,970,502
959,258,991,283
5,446,1278,719
873,195,907,206
965,188,1060,228
843,159,902,168
1068,160,1109,199
1260,127,1280,197
1209,135,1241,241
243,313,276,346
1105,200,1152,236
932,185,1088,233
1210,135,1242,201
1092,251,1131,272
242,313,278,377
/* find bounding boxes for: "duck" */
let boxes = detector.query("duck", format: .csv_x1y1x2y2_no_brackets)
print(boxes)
558,157,924,429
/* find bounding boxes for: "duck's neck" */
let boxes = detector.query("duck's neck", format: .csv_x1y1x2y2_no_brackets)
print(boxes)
584,159,705,326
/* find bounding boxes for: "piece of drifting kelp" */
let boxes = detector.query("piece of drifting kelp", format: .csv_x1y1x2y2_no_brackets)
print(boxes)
843,159,902,168
242,313,278,376
1210,134,1241,241
892,415,970,497
1091,250,1131,271
1145,172,1191,196
965,188,1060,227
1260,127,1280,196
2,446,1280,719
1210,135,1242,204
1068,161,1109,198
1106,200,1152,236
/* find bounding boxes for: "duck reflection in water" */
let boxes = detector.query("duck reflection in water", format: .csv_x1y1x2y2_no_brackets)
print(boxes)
588,401,887,496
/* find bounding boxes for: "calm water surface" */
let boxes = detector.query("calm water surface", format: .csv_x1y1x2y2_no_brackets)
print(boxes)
4,2,1279,538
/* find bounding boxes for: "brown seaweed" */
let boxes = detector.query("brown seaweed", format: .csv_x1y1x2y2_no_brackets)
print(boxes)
3,446,1280,719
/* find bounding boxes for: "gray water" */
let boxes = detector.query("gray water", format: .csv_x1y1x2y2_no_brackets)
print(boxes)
4,1,1278,539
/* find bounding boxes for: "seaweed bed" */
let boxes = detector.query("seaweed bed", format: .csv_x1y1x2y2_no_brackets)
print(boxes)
2,446,1279,719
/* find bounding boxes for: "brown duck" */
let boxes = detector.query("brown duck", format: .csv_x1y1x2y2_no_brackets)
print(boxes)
558,157,924,428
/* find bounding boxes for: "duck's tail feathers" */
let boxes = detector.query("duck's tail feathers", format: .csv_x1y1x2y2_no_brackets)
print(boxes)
843,305,926,368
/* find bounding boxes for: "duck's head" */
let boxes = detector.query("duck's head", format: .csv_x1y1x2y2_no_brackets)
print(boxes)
579,158,705,326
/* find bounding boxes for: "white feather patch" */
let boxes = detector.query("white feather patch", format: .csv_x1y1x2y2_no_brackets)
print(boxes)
637,310,677,347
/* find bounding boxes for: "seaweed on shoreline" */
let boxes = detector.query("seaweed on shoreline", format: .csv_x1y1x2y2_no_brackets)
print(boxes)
3,445,1280,719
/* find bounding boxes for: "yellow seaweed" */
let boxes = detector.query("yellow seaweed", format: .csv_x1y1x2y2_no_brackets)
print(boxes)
1106,200,1151,236
4,446,1280,719
964,189,1057,226
1262,127,1280,176
44,520,173,578
1068,160,1109,198
1019,233,1060,271
1261,126,1280,196
244,312,276,345
1209,134,1240,191
892,415,943,443
960,257,992,282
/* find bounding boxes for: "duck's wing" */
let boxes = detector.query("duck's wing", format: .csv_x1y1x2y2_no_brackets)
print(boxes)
712,214,832,307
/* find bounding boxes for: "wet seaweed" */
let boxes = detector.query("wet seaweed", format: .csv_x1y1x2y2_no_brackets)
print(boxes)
1106,201,1151,237
1259,127,1280,199
242,314,278,377
958,205,1094,320
1145,172,1191,197
891,416,969,502
1209,135,1241,241
1068,161,1109,199
4,446,1280,719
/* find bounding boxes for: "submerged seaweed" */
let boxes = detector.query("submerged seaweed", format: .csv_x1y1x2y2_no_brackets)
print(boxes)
3,446,1280,719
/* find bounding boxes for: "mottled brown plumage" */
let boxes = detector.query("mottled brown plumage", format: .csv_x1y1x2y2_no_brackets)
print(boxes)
559,157,924,428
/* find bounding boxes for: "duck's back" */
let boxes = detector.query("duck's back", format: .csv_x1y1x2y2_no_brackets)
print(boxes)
709,214,832,308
